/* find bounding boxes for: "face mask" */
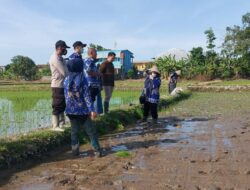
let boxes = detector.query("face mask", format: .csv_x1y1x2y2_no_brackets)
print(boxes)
80,48,84,54
152,73,157,78
62,49,67,55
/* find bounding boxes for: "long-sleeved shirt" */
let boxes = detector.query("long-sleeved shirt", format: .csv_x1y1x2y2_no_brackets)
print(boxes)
49,52,68,88
64,72,94,116
99,60,115,86
67,52,84,72
143,76,161,104
169,72,178,84
84,58,101,89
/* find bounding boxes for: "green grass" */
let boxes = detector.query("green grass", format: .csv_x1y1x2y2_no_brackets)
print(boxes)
0,79,249,92
0,90,50,112
0,83,51,91
214,79,250,86
160,91,250,118
115,79,197,89
115,151,132,158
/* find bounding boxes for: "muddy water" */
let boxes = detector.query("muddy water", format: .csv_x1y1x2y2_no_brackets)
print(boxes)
1,115,250,190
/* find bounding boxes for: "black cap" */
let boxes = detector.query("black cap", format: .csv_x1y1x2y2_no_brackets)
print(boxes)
73,41,87,49
108,51,116,57
55,40,70,49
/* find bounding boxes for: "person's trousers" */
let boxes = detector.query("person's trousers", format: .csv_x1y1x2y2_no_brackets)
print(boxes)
143,101,158,120
103,86,114,102
68,115,101,151
169,83,176,94
94,92,103,114
51,87,66,115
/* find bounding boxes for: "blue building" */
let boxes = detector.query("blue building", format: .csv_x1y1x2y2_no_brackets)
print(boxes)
84,49,134,75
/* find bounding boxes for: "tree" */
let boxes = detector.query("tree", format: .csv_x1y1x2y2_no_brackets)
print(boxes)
184,47,206,79
222,12,250,77
89,43,111,51
204,28,216,51
204,28,219,79
127,69,134,79
127,66,139,79
7,55,37,80
38,64,51,76
189,47,205,66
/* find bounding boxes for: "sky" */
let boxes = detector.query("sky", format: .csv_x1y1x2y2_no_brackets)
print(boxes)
0,0,249,65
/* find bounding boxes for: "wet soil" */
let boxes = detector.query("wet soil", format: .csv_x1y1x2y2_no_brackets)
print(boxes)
1,95,250,190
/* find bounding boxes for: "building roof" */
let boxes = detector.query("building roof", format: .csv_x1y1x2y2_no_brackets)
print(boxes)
133,61,152,65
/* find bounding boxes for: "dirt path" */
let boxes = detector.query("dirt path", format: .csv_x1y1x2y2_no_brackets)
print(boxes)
1,93,250,190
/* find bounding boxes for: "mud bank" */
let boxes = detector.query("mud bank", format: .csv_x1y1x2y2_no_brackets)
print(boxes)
1,114,250,189
0,92,191,170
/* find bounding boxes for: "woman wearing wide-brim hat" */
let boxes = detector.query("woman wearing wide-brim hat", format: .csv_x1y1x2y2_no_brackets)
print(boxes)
140,65,161,125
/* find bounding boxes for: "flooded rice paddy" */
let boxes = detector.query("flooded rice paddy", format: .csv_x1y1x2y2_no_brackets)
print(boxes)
0,90,140,137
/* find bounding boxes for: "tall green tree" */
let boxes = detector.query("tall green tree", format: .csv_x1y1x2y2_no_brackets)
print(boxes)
7,55,37,80
204,28,216,51
222,12,250,77
204,28,219,79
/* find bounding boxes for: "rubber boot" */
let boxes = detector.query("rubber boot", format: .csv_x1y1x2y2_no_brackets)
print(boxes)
152,119,158,125
59,113,67,128
104,101,109,114
94,148,104,158
52,115,64,132
72,143,80,156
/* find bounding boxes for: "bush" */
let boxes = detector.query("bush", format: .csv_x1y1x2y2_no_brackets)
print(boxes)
127,69,134,79
6,56,38,80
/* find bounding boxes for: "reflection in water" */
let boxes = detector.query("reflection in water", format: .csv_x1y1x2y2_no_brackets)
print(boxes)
0,93,138,137
111,145,128,152
110,97,137,106
0,98,51,137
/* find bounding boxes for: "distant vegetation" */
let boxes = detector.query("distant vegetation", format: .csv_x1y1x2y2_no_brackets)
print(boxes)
0,13,249,81
1,56,38,80
89,43,111,51
155,12,250,80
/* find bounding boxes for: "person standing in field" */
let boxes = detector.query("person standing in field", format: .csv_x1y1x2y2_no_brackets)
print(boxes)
49,40,70,132
64,46,103,157
168,70,181,94
99,52,116,114
68,41,87,73
141,65,161,125
84,47,103,114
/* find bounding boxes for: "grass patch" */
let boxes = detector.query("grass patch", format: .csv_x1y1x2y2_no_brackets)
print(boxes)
0,90,50,112
161,91,250,118
115,150,132,158
215,79,250,86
